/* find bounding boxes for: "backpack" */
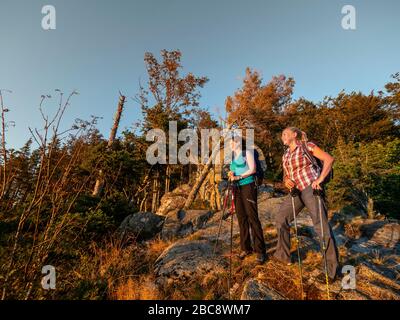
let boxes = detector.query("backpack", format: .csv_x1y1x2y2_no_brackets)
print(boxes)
300,142,333,185
242,149,265,186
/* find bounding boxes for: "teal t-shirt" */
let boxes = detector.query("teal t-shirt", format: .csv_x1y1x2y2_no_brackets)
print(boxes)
230,152,254,186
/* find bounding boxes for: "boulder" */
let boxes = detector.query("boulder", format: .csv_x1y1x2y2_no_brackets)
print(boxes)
156,184,192,216
257,186,275,206
161,209,214,240
359,220,388,239
257,184,285,199
350,221,400,255
368,222,400,249
186,210,241,243
181,209,214,230
156,195,186,216
118,211,165,241
240,279,285,300
257,197,285,225
160,209,183,240
154,240,227,288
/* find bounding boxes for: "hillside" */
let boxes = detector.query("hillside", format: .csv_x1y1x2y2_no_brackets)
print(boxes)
113,183,400,300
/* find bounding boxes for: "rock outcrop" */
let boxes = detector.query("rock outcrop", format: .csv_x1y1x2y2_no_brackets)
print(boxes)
154,240,227,288
241,279,285,300
257,194,285,224
139,184,400,300
118,211,165,241
156,184,192,216
161,209,214,240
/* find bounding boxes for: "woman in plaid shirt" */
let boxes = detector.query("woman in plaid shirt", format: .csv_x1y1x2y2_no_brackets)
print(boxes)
273,127,340,280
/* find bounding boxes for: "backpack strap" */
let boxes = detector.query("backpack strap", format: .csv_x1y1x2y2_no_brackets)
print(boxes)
241,150,260,187
301,142,334,187
300,142,320,171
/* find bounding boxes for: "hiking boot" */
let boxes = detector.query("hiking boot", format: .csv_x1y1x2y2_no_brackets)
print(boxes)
256,253,267,264
238,251,252,259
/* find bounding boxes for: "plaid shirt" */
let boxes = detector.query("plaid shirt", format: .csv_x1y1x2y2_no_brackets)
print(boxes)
282,141,320,191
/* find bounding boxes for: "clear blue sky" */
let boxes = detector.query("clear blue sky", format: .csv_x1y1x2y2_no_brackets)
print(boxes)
1,0,399,149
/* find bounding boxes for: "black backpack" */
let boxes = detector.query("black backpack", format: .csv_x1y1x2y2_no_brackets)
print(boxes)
300,142,333,185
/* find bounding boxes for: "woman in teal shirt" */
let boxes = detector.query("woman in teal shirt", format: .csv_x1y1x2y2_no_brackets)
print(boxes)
228,135,267,264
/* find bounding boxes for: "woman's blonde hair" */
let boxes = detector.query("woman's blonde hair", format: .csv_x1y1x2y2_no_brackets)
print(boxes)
285,127,308,143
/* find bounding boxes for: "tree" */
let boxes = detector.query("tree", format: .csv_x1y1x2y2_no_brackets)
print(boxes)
283,98,334,149
323,91,399,144
139,49,209,132
92,94,126,197
384,72,400,121
0,89,14,205
226,68,295,178
329,138,400,218
137,50,209,211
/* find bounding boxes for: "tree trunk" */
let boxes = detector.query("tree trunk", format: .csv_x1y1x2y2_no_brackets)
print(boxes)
92,94,126,197
165,165,170,193
140,190,148,212
151,169,160,212
0,92,8,201
92,174,104,197
184,124,232,210
213,168,221,210
367,197,375,219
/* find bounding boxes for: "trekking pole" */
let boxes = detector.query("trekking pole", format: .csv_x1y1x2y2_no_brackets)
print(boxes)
228,182,236,300
213,182,232,255
290,188,305,300
314,188,331,300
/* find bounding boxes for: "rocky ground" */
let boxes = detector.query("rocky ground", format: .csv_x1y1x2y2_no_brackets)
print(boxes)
118,184,400,300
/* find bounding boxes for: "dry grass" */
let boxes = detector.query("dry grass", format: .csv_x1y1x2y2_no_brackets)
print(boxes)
371,249,387,265
84,233,232,301
111,238,173,300
256,260,324,300
344,223,362,239
81,236,173,300
112,275,160,300
303,250,322,268
146,237,173,262
158,262,230,300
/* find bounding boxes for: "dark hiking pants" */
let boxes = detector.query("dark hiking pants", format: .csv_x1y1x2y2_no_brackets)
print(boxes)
274,185,339,279
234,182,266,254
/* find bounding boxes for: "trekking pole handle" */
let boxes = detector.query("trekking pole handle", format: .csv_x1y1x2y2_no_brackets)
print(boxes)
290,188,301,198
312,188,324,197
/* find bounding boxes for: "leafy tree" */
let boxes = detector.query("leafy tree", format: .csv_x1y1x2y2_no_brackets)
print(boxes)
139,49,209,133
329,138,400,218
322,91,399,144
137,50,210,209
384,72,400,121
226,68,295,178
